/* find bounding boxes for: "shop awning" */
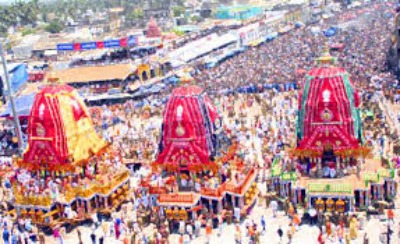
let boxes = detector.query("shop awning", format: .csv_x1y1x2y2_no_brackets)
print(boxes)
169,33,237,63
265,32,278,40
43,50,58,56
247,38,265,47
86,93,133,102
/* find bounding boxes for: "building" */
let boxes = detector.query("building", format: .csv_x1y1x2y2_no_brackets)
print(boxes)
11,34,42,60
200,1,213,18
141,0,175,30
109,7,124,34
215,5,264,21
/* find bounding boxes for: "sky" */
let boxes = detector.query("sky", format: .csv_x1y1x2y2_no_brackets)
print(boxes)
0,0,21,5
0,0,52,5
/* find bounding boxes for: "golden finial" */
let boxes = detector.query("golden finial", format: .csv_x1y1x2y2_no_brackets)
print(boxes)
46,62,59,84
316,46,336,66
180,75,194,85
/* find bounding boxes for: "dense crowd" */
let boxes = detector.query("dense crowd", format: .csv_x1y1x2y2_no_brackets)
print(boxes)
195,3,396,94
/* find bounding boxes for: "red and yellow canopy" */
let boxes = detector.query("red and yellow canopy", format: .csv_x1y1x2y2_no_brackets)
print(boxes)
22,84,108,171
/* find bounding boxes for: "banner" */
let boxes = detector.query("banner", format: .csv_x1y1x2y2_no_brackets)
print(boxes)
104,39,121,48
128,36,137,46
57,43,74,51
57,35,138,51
80,42,97,50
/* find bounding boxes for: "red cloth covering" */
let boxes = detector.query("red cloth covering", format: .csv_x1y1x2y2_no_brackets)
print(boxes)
297,125,360,151
23,84,105,169
297,66,361,152
155,85,218,170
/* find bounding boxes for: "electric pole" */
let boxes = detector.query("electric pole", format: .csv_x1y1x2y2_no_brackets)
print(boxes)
0,43,24,154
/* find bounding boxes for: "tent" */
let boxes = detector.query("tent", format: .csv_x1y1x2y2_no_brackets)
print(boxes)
324,27,338,37
0,93,35,118
168,33,237,63
132,83,166,97
2,63,29,95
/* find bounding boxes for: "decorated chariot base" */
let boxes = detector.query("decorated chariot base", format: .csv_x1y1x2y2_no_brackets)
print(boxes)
143,158,258,223
268,157,396,214
11,155,130,227
8,82,130,229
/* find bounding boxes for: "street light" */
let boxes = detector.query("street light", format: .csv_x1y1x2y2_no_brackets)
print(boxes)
0,43,24,155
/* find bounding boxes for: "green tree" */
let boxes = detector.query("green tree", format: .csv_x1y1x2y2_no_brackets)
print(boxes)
190,15,202,23
172,6,185,17
21,28,35,36
45,21,64,33
132,8,144,19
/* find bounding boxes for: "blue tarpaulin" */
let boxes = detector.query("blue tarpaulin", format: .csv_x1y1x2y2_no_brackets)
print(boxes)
132,86,147,97
324,27,337,37
146,84,164,94
0,93,35,118
163,76,179,85
3,64,29,95
132,83,166,97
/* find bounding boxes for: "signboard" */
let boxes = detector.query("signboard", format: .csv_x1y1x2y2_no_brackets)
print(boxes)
363,173,379,182
281,172,297,181
308,183,352,194
378,169,395,179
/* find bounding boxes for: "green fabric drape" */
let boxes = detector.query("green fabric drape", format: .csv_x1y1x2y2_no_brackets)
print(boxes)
297,75,313,140
342,73,362,140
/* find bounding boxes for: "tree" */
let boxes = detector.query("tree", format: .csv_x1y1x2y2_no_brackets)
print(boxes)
190,15,202,23
172,6,185,17
45,21,64,33
21,28,35,36
132,8,144,19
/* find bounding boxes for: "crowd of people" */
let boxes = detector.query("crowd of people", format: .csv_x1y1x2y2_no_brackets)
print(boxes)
195,3,396,95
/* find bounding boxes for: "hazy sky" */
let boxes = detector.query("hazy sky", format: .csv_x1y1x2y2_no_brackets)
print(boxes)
0,0,48,5
0,0,19,5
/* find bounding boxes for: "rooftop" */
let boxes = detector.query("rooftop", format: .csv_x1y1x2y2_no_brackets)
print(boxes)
47,64,135,84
